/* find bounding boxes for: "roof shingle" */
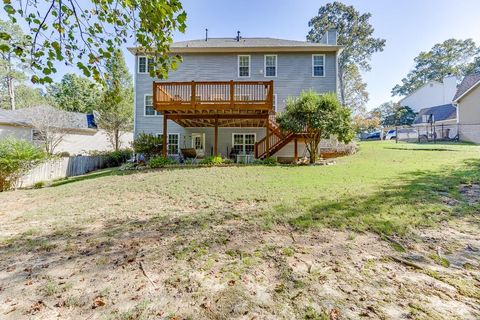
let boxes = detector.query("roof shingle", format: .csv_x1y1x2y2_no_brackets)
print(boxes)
414,104,457,124
453,72,480,101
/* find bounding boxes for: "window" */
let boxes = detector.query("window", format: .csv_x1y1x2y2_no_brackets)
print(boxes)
312,54,325,77
32,129,46,142
264,55,277,77
138,56,154,73
232,133,256,154
238,55,250,77
144,95,157,116
157,133,180,155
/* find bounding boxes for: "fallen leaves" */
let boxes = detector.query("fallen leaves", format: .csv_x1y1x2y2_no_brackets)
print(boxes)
92,296,106,309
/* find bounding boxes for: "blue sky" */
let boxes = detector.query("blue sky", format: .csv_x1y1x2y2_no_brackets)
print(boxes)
121,0,479,110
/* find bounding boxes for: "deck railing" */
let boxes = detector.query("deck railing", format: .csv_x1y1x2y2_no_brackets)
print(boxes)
153,80,274,111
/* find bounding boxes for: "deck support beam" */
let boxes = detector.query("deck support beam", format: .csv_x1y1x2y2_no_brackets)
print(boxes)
214,116,219,156
294,137,298,162
162,114,168,157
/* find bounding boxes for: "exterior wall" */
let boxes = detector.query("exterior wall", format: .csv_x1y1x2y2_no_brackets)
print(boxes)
0,124,32,140
400,81,445,112
457,84,480,143
134,51,338,157
56,130,133,155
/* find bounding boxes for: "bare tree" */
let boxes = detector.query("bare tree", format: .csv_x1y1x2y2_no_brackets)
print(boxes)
24,105,76,154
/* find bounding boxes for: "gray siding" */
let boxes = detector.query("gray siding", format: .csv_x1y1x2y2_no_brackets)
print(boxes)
134,51,338,157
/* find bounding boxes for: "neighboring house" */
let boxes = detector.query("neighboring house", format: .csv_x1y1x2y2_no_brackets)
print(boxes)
413,103,458,140
399,74,457,112
453,71,480,143
129,32,341,161
0,106,133,154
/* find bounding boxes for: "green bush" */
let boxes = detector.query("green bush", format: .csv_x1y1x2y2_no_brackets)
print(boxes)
253,157,278,166
56,151,70,157
132,133,163,159
199,156,223,165
0,138,46,191
89,149,132,167
33,181,45,189
148,156,177,168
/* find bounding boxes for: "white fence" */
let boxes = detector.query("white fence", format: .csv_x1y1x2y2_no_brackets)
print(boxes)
17,156,106,188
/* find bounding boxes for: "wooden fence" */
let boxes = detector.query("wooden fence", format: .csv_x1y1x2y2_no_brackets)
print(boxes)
17,156,106,188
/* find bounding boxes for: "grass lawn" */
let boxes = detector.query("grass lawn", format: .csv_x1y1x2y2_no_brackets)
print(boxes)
0,141,479,319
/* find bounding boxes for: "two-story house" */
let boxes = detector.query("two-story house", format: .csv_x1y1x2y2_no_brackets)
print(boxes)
129,31,341,161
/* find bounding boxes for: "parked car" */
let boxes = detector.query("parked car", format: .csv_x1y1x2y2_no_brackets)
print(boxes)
364,132,381,140
385,130,396,140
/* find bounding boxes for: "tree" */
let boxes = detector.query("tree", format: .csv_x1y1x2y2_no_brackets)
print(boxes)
352,113,380,134
0,137,46,191
25,105,73,154
343,64,369,115
392,39,480,96
12,84,51,109
48,73,102,113
276,91,354,164
1,1,186,84
0,19,30,110
307,1,385,106
96,50,133,150
373,102,415,127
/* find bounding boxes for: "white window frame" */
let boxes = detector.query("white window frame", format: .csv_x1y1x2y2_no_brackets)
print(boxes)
264,54,277,78
237,55,251,78
138,56,147,73
273,94,278,113
144,94,158,116
157,133,180,155
232,133,256,154
312,54,325,77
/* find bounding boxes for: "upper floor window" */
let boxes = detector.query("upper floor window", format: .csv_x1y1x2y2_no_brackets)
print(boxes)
312,54,325,77
144,95,158,116
264,55,277,77
138,56,154,73
238,55,250,77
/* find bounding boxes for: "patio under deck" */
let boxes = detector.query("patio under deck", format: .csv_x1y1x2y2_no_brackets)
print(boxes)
153,80,275,157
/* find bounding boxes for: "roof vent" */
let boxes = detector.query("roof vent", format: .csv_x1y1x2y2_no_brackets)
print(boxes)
236,31,241,42
205,28,208,41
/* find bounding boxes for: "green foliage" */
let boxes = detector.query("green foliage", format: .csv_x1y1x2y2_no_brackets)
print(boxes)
277,91,354,163
132,133,163,159
0,137,46,191
392,39,480,96
253,157,278,166
33,181,45,189
96,50,133,150
307,1,385,104
89,149,132,168
199,156,224,165
1,1,186,84
56,151,70,157
374,102,416,126
343,64,369,114
148,156,177,168
47,73,101,113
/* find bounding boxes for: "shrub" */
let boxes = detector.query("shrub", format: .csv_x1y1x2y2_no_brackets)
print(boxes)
0,138,46,191
33,181,45,189
89,149,132,167
199,156,223,165
132,133,163,160
148,156,177,168
118,162,138,171
56,151,70,157
253,157,278,166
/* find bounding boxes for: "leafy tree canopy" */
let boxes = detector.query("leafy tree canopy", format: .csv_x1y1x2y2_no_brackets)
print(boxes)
307,1,385,105
277,91,354,163
392,39,480,96
373,101,416,127
343,64,369,115
47,73,101,113
1,0,187,84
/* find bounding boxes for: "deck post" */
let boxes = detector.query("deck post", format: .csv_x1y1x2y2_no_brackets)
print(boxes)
214,116,219,156
230,80,234,108
191,81,196,109
294,137,298,162
162,114,168,157
265,117,270,157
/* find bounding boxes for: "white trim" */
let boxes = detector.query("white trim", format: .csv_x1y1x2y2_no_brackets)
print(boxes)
312,54,325,77
273,94,278,112
144,94,158,116
232,133,256,154
157,132,180,155
138,56,147,73
264,54,277,78
453,80,480,103
237,55,251,78
191,133,206,155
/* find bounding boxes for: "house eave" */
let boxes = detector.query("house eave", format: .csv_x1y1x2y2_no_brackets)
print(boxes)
453,80,480,103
